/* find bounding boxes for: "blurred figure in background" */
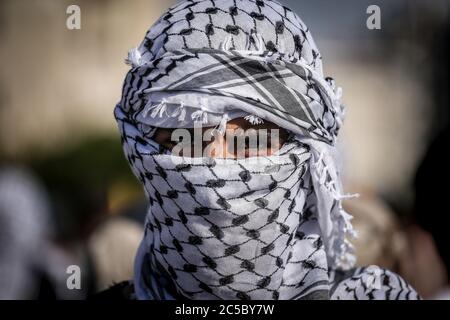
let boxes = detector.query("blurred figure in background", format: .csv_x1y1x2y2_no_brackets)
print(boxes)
87,206,144,291
401,18,450,300
28,135,145,297
344,190,408,272
406,129,450,299
0,166,73,299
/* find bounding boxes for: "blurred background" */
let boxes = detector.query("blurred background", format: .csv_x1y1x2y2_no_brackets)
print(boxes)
0,0,448,299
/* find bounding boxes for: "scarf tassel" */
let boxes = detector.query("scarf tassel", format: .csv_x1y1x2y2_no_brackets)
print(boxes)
312,150,359,269
215,113,229,135
125,47,142,67
191,107,209,124
142,99,168,118
220,35,233,51
169,102,186,122
244,114,264,125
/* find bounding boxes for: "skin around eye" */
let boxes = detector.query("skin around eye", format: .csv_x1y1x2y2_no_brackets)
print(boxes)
153,117,288,158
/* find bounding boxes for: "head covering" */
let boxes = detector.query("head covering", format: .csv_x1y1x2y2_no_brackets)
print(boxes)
114,0,419,300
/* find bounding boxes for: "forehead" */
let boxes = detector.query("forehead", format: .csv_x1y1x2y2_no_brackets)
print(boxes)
155,117,286,137
227,118,283,131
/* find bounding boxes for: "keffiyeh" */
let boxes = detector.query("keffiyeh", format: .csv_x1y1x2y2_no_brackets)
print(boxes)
114,0,419,300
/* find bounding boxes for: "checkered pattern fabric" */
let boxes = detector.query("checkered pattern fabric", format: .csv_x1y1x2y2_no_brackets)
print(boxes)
134,133,328,299
115,107,420,300
114,0,420,300
120,0,343,144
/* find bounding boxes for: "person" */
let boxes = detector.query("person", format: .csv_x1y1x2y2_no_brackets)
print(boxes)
0,166,76,299
111,0,419,300
343,190,409,272
411,129,450,299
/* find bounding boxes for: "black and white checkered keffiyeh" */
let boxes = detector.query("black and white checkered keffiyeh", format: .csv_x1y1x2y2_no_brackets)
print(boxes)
114,0,420,300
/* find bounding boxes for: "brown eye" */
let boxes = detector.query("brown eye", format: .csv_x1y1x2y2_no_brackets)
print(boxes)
153,128,176,150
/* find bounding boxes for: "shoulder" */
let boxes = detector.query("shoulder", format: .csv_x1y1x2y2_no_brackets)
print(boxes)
329,265,421,300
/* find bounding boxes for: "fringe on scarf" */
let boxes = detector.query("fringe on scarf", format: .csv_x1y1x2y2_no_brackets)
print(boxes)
308,141,359,270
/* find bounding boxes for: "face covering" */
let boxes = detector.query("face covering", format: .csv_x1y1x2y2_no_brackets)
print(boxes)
115,0,420,300
119,0,354,269
126,129,330,300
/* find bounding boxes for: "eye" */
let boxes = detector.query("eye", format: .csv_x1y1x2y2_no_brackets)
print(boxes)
153,128,176,149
